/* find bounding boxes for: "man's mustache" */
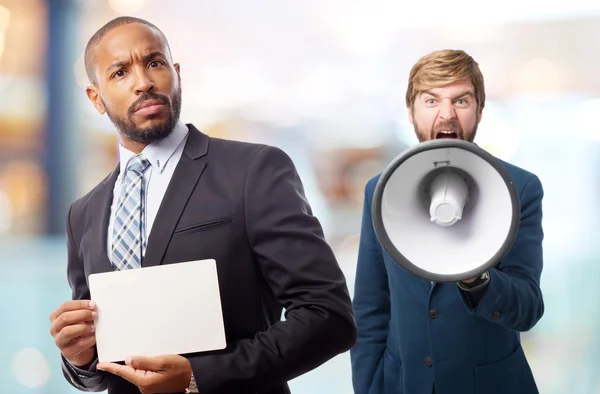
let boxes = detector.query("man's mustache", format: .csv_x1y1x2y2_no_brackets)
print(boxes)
128,93,169,115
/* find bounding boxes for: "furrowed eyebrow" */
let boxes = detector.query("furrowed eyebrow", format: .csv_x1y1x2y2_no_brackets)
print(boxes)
421,90,474,100
106,59,129,74
454,92,474,100
106,51,166,74
142,51,166,62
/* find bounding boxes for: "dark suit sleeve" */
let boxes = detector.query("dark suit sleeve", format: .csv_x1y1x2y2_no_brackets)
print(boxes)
61,204,107,392
458,279,490,307
349,179,391,394
189,145,357,394
458,174,545,332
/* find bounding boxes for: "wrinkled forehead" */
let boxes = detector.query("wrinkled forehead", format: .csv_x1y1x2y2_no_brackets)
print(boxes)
92,23,169,74
417,80,475,98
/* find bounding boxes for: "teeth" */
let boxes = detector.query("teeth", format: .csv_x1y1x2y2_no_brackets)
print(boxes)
439,130,454,134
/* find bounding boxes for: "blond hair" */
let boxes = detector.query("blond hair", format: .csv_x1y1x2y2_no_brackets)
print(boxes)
405,49,485,111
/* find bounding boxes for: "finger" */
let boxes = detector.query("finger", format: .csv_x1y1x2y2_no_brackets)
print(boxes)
61,334,97,360
97,362,139,384
127,355,168,372
55,323,95,348
97,362,155,386
50,309,97,336
50,300,95,322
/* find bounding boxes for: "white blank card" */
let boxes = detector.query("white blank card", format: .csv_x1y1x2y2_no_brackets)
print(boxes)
88,259,227,363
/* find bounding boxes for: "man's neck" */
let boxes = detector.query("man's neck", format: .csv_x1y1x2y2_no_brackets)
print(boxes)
120,138,149,155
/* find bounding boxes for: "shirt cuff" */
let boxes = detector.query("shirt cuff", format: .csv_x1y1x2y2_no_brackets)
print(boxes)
186,371,199,393
62,354,99,378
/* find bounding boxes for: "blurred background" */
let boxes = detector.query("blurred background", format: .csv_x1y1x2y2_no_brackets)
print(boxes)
0,0,599,393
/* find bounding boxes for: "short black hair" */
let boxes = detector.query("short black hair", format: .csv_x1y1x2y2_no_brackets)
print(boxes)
84,16,172,84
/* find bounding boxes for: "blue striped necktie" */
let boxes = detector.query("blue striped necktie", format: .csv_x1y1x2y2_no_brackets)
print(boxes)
111,154,150,271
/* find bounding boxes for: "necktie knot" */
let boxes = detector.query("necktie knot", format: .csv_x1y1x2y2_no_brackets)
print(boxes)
127,154,150,175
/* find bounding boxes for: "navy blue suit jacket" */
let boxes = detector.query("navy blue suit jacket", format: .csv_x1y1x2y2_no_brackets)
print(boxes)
350,158,544,394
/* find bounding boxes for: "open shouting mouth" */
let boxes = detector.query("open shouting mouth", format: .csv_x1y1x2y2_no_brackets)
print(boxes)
435,130,459,139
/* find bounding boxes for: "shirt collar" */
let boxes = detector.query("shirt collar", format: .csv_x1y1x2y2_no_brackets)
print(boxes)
118,119,189,174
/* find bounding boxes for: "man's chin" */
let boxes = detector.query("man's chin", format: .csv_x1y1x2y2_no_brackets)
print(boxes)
133,113,169,126
422,132,475,143
120,122,174,145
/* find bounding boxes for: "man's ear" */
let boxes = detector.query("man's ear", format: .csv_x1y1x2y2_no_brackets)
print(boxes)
86,85,105,115
174,63,181,83
407,106,414,125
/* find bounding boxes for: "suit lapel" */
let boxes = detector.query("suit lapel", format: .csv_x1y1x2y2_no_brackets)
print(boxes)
142,124,209,267
91,165,120,274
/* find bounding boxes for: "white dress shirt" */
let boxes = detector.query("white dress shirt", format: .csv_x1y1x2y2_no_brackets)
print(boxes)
107,120,189,260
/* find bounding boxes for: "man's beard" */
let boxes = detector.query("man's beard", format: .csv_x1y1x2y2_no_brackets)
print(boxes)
103,86,182,145
413,119,478,143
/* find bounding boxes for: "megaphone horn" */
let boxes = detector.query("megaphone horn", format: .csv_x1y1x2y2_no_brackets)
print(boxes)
372,139,520,282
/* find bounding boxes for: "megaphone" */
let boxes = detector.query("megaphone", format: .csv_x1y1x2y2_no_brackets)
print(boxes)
372,139,520,282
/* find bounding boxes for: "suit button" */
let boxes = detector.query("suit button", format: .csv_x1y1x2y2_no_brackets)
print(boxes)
425,357,433,367
429,309,438,319
492,311,500,319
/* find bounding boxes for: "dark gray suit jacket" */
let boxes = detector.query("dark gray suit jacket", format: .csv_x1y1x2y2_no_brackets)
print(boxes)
61,124,357,394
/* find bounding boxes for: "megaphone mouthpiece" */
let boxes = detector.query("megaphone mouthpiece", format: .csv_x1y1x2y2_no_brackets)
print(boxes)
429,172,469,227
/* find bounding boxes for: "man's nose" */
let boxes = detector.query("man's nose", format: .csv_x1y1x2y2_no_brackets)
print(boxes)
133,69,155,93
438,100,457,120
